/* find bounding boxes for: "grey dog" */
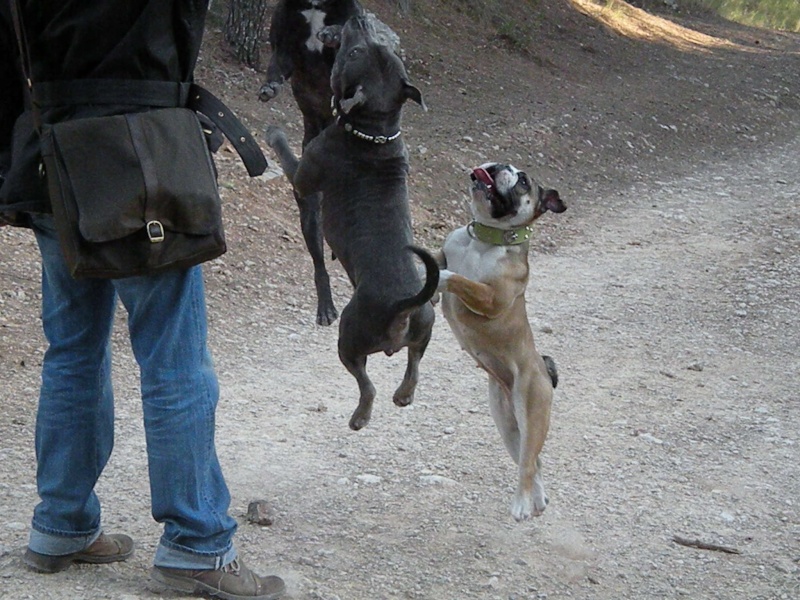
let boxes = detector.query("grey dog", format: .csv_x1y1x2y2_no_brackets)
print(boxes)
266,14,437,430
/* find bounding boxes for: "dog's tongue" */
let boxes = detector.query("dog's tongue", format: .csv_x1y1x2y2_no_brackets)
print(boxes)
472,167,494,190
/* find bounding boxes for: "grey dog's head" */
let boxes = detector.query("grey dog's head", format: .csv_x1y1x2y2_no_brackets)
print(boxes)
330,14,424,117
470,163,566,226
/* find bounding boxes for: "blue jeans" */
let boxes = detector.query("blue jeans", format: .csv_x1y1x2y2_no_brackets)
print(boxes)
28,214,238,569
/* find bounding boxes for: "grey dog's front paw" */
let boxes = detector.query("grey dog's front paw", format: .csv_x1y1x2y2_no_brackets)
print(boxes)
258,81,282,102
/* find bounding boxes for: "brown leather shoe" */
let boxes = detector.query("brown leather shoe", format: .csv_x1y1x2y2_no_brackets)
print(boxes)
151,559,286,600
24,532,135,573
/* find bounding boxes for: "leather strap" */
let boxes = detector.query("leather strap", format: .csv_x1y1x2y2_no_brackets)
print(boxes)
187,85,268,177
126,113,166,266
30,80,268,177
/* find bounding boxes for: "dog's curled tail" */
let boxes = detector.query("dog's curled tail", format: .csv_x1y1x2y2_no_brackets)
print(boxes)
264,125,299,182
393,245,440,314
542,355,559,389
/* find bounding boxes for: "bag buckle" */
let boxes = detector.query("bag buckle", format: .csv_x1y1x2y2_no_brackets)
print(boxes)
147,220,165,243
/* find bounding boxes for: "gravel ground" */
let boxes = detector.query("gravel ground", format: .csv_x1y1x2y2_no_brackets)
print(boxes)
1,1,798,599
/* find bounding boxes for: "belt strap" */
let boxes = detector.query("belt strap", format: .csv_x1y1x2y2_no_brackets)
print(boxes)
32,80,193,108
31,80,267,177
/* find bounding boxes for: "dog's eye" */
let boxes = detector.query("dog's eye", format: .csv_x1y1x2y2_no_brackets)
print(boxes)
348,46,364,59
517,174,530,190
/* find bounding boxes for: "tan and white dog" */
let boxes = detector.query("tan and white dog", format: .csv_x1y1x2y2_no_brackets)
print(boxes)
435,162,566,521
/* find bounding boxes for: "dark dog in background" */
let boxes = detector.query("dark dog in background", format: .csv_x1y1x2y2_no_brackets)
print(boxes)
435,162,566,520
259,0,363,144
266,14,436,431
259,0,363,326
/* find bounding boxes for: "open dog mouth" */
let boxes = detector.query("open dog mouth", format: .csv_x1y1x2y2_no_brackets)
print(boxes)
471,167,495,196
470,166,521,219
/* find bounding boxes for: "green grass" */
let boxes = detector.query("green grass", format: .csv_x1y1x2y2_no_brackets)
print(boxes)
686,0,800,31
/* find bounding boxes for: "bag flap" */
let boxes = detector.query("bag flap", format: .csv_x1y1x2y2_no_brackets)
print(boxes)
47,114,145,241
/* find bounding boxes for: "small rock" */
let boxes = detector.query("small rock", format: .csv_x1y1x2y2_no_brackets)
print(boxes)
246,500,275,526
634,430,664,445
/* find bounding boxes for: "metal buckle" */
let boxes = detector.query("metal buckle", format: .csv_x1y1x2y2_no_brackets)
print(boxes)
503,229,519,244
146,220,165,243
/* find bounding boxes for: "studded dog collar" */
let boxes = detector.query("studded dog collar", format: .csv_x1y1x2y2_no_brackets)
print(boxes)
331,96,401,144
468,221,534,246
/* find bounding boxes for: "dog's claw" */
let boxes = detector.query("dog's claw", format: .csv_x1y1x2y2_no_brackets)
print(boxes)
317,304,339,327
349,412,371,431
318,25,343,48
511,494,547,521
392,392,414,407
258,82,282,102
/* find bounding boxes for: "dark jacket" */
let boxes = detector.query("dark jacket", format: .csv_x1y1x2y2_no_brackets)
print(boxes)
0,2,25,186
0,0,210,224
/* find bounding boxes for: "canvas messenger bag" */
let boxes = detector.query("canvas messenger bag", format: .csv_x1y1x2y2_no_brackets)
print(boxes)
31,80,267,279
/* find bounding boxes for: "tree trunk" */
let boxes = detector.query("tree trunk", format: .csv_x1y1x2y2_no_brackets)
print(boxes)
224,0,271,70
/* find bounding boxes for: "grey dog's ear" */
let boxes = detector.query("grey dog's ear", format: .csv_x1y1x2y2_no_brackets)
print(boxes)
404,82,427,111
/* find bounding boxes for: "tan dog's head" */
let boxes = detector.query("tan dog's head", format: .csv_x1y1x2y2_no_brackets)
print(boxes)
470,163,566,227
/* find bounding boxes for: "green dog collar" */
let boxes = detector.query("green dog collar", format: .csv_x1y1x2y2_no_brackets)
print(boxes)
468,221,533,246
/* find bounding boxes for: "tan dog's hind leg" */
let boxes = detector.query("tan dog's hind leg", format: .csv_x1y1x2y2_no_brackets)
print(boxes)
511,366,553,520
487,365,553,521
488,378,520,461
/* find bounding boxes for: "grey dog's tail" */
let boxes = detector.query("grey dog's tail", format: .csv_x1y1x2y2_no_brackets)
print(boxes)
542,355,559,389
264,125,299,182
393,246,440,314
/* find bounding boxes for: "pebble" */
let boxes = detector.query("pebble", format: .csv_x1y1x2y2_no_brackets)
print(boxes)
419,475,458,486
355,474,382,484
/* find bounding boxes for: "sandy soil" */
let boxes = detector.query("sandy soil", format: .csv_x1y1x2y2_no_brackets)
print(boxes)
1,1,798,599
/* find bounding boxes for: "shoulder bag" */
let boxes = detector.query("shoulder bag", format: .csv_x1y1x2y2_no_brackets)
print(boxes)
10,2,267,278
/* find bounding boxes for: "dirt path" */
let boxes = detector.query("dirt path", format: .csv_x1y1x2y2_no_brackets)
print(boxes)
1,126,797,599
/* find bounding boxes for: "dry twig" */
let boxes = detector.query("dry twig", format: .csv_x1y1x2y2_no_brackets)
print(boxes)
672,535,741,555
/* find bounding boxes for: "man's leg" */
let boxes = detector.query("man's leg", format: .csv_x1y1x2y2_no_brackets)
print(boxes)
115,265,237,568
117,263,285,598
25,214,133,572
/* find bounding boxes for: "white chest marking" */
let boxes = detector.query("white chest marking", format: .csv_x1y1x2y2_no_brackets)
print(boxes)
301,9,326,53
444,228,510,282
